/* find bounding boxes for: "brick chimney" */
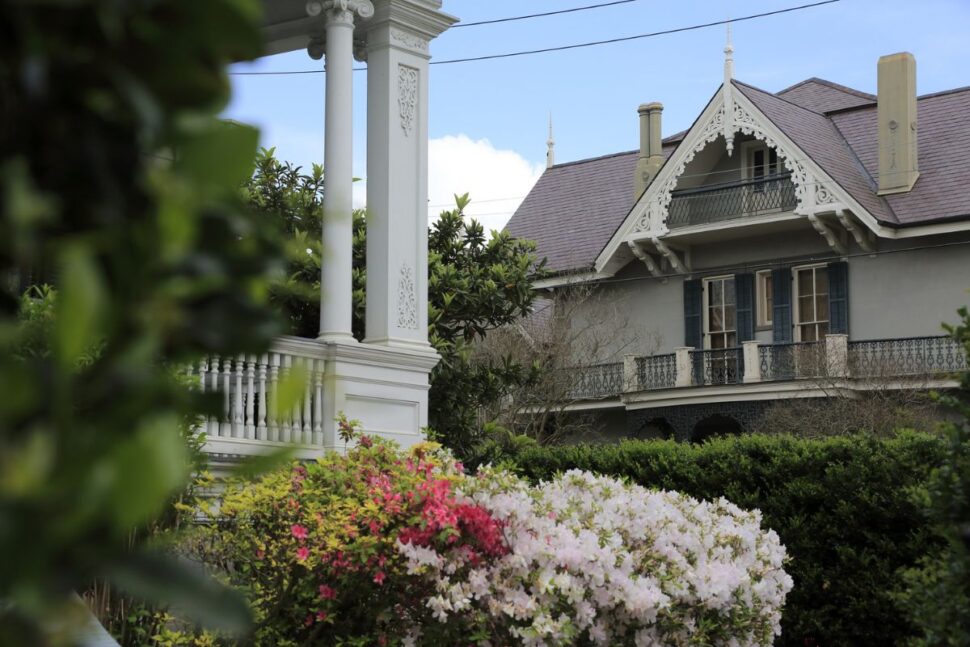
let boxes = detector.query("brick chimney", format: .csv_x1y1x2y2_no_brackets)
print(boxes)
635,102,664,199
877,52,919,194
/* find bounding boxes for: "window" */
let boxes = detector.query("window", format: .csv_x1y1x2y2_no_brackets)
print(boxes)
703,276,736,349
757,270,773,328
793,265,829,341
743,143,783,184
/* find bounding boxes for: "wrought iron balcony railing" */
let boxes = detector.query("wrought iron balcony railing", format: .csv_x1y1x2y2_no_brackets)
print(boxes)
568,362,624,399
667,173,797,229
636,353,677,390
758,341,825,382
848,336,968,378
691,347,744,386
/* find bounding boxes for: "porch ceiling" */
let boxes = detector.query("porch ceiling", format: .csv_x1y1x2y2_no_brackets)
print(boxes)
260,0,321,56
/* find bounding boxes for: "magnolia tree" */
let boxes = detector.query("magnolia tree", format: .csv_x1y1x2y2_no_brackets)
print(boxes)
185,422,792,646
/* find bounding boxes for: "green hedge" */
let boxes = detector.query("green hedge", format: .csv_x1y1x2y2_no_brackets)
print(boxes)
500,432,945,647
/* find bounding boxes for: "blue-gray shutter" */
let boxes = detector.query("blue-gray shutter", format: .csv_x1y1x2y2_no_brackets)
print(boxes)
735,273,755,343
684,279,703,349
827,261,849,334
772,267,792,343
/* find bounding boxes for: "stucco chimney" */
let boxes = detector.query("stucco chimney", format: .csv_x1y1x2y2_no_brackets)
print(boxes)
635,102,664,199
877,52,919,194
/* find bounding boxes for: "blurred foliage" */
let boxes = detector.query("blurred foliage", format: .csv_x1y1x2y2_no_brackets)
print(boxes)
897,305,970,646
491,430,948,646
244,152,546,458
0,0,288,643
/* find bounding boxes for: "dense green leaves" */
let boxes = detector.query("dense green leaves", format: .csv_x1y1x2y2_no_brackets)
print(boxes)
498,432,948,646
1,0,285,641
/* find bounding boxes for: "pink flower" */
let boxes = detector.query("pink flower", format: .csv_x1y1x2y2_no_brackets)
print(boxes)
291,524,309,540
296,547,310,561
255,549,265,559
373,571,386,585
319,584,336,600
316,611,328,622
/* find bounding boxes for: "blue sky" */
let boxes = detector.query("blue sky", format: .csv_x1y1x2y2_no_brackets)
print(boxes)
226,0,970,230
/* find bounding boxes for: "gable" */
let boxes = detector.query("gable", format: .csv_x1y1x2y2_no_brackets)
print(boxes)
777,78,876,114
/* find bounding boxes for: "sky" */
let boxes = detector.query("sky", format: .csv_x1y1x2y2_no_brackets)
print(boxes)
225,0,970,232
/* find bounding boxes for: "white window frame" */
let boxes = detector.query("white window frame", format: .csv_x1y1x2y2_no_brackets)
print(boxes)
756,270,773,329
792,263,830,342
740,141,783,182
702,275,737,350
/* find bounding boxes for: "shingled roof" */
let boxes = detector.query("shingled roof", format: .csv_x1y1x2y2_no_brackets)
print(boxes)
506,77,970,274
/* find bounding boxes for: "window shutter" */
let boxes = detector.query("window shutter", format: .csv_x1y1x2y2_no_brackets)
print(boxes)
684,279,703,349
735,273,755,342
772,267,792,343
827,261,849,334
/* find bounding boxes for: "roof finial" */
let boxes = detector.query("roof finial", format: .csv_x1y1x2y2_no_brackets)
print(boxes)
546,113,555,169
724,20,734,82
722,19,735,156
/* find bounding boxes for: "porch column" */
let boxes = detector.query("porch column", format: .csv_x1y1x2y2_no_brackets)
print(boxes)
362,1,456,347
308,0,374,342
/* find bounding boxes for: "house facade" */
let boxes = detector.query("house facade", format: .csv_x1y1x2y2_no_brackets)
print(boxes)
505,51,970,441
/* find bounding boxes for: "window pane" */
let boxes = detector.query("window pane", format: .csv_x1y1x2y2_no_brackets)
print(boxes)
801,325,816,342
725,305,736,331
816,295,829,321
819,322,829,337
799,295,814,322
711,334,726,349
769,148,779,174
815,268,829,295
726,332,737,347
798,270,813,298
710,306,723,332
710,280,722,306
725,278,736,305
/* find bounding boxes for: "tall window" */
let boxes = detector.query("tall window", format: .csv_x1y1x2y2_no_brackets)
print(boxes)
745,144,783,184
704,276,736,349
794,265,829,341
757,270,773,328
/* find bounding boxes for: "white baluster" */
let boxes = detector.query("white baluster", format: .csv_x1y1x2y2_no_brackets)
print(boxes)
313,359,324,446
221,356,232,437
268,353,280,442
257,353,268,441
245,355,256,440
207,357,221,438
232,356,244,438
302,358,312,444
281,354,293,443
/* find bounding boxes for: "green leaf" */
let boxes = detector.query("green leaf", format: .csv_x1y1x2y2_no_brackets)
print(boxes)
54,246,105,368
177,121,260,191
107,550,252,635
275,361,308,418
231,448,298,481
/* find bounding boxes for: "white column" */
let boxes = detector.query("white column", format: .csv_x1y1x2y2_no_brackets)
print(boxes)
674,347,693,388
362,1,455,347
308,0,374,342
742,340,761,383
622,355,638,392
825,333,850,378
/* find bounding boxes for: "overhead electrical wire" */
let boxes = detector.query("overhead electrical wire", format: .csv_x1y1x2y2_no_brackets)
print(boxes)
228,0,841,76
451,0,636,28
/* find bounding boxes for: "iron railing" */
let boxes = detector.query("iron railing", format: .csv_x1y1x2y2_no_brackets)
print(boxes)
759,341,826,381
667,174,796,228
848,336,967,378
691,347,744,386
636,353,677,390
567,362,624,399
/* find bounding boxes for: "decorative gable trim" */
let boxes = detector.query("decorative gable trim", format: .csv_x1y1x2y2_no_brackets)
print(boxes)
594,84,886,275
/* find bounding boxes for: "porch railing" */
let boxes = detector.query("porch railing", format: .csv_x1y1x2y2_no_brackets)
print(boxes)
691,347,744,386
636,353,677,390
667,173,796,228
758,341,825,382
848,336,968,378
186,338,328,447
568,362,624,399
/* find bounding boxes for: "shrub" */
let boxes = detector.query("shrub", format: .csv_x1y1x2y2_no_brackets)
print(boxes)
190,422,792,646
497,432,946,647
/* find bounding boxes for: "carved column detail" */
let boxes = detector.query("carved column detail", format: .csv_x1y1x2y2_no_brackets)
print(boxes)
397,264,418,330
397,64,418,137
390,27,429,54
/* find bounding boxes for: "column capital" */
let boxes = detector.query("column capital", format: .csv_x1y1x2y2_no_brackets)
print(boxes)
306,0,375,24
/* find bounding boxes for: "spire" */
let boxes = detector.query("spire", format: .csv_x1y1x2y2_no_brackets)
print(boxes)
546,113,555,169
722,20,735,156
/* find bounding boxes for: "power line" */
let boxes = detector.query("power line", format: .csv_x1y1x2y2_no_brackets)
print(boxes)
228,0,840,76
452,0,636,28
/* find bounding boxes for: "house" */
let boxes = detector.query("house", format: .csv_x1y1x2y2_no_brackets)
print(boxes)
505,49,970,442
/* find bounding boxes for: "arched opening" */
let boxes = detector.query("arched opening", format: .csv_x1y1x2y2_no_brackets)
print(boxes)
691,414,744,443
640,417,676,441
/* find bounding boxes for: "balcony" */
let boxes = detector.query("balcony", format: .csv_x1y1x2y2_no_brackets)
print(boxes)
667,174,797,229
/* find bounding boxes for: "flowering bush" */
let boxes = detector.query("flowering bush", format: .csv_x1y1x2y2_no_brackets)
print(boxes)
404,467,792,646
192,421,791,646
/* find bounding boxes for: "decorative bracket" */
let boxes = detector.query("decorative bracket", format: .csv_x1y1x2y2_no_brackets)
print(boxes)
652,237,689,273
628,241,662,277
808,214,848,255
837,210,874,253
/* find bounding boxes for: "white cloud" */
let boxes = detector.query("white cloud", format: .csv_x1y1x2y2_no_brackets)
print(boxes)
428,134,543,233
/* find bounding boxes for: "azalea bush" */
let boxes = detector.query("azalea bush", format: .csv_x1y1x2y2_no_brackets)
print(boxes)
189,421,792,646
